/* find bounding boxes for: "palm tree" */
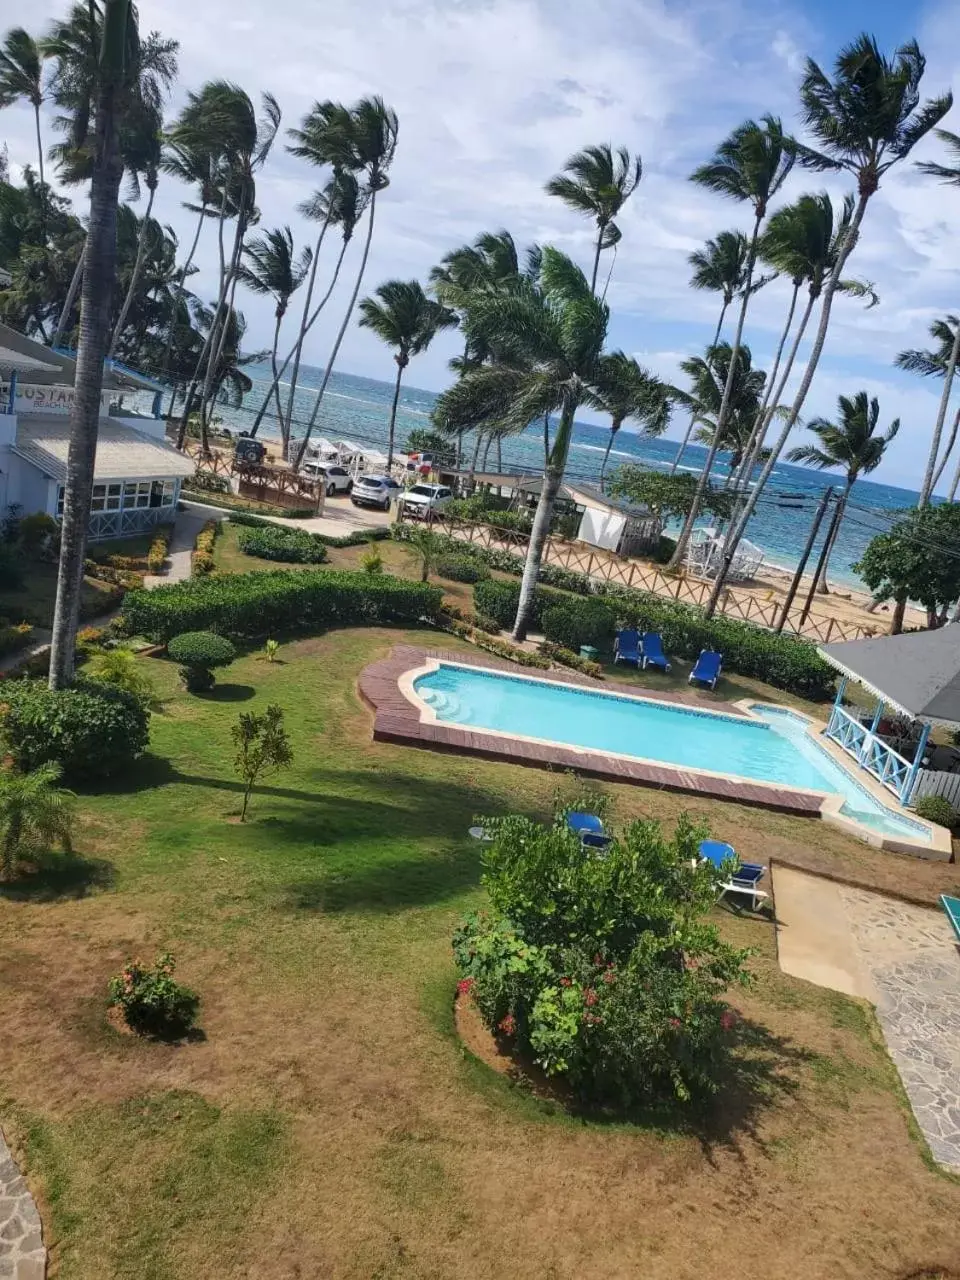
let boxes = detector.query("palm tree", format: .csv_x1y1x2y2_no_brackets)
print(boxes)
915,129,960,507
400,526,444,582
0,29,46,192
682,343,766,481
108,97,163,356
280,100,356,442
46,0,178,689
239,226,311,454
546,144,641,293
592,352,669,489
896,313,960,498
0,762,75,880
704,35,951,618
787,391,899,592
293,97,399,468
668,116,794,569
434,248,611,641
671,230,750,473
358,280,456,469
245,169,363,439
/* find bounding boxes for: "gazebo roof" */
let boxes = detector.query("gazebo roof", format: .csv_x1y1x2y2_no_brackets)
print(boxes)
819,627,960,726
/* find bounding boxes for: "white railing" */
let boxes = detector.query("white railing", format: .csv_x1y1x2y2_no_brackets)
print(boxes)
825,704,913,801
87,504,176,541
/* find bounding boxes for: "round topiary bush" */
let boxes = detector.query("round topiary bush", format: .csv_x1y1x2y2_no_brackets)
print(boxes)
541,599,616,653
167,631,236,692
436,555,490,584
914,793,958,829
0,678,150,780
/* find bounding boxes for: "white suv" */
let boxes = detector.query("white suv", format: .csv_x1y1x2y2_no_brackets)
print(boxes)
400,483,453,519
301,462,352,496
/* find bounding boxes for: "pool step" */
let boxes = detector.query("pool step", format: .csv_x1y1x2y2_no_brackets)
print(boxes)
420,687,470,723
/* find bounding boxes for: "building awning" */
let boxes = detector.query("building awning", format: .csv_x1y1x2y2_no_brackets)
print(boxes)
0,321,161,391
13,417,196,484
818,627,960,726
0,345,60,374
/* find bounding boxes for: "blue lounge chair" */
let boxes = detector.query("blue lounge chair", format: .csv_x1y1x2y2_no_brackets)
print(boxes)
567,811,613,851
689,649,723,690
699,839,768,911
614,628,640,666
641,632,671,672
940,894,960,943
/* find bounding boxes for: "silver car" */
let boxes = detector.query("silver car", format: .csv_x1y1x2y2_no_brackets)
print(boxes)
351,474,402,511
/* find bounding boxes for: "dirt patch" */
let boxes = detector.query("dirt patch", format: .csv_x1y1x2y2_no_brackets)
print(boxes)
454,992,570,1103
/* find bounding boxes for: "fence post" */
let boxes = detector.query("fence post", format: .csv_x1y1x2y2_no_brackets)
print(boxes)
825,617,836,643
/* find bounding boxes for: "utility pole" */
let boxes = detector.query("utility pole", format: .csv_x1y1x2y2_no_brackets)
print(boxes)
775,486,834,634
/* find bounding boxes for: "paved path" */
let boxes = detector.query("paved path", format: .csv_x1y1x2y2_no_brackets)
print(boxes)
773,865,960,1171
0,1129,45,1279
180,497,390,539
143,511,207,587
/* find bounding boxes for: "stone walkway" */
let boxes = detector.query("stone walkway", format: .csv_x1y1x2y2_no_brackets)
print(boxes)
143,510,207,587
0,1129,45,1279
773,865,960,1172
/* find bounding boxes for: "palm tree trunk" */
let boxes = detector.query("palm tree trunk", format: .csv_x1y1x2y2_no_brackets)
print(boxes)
599,419,621,491
53,252,84,349
932,404,960,493
513,399,576,641
947,420,960,502
668,212,763,569
176,184,231,445
589,225,604,295
919,318,960,507
281,210,334,445
543,414,550,465
469,433,482,478
496,434,502,473
293,189,379,469
703,190,871,618
160,201,206,385
201,209,245,432
269,308,286,445
248,235,352,439
34,101,46,240
734,281,799,493
108,182,155,358
813,479,850,594
386,355,406,470
49,62,125,690
481,435,492,469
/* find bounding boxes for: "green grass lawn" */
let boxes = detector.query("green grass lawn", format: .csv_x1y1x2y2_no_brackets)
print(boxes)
0,557,121,628
2,625,959,1279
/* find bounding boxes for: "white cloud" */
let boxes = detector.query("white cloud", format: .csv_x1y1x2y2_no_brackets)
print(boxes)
2,0,959,487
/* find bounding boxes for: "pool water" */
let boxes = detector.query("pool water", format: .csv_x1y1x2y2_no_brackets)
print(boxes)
413,663,929,843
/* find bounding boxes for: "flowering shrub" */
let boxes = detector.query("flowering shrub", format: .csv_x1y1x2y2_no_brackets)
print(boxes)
108,952,199,1036
453,810,751,1107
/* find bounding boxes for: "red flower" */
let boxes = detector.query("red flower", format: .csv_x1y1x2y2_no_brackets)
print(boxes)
593,954,604,966
456,978,474,995
668,1017,681,1030
583,1012,603,1026
498,1013,517,1036
602,970,616,985
560,976,573,988
583,988,599,1007
720,1008,738,1031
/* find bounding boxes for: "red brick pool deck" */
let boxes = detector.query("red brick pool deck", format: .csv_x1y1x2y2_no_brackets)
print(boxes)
358,645,826,818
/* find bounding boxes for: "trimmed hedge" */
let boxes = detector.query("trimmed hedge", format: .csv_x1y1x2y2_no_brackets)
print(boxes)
0,678,150,780
435,554,490,584
0,622,34,657
182,490,316,519
541,599,616,653
122,569,444,643
538,641,604,678
474,578,554,630
229,512,392,550
236,524,329,564
914,794,958,828
192,519,219,577
168,630,236,692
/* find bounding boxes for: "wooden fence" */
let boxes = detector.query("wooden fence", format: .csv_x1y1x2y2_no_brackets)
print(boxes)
180,441,323,510
414,513,872,644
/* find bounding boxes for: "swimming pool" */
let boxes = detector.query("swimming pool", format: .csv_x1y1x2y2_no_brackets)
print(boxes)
412,662,930,844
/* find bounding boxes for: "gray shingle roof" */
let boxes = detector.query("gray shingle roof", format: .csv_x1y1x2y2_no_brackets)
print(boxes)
819,626,960,725
13,418,196,484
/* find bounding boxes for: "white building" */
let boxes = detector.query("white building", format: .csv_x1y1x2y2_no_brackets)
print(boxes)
0,323,193,540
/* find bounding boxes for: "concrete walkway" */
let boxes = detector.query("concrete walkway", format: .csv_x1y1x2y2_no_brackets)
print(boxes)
0,1127,45,1278
143,510,207,587
773,864,960,1171
180,496,390,540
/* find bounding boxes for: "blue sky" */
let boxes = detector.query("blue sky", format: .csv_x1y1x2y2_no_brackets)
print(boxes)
2,0,959,489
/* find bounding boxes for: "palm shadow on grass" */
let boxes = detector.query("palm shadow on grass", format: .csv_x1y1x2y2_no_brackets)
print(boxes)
0,850,114,902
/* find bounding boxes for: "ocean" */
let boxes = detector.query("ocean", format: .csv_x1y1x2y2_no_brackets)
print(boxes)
215,362,923,592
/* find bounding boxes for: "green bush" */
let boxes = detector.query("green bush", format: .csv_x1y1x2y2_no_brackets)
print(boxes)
0,622,34,657
122,570,443,643
0,542,25,590
914,794,958,828
541,599,616,653
18,511,58,553
183,489,315,518
229,512,392,549
538,641,604,678
147,525,173,573
236,524,329,564
436,554,490,584
108,953,199,1036
0,678,150,780
167,630,236,692
83,647,156,703
454,811,751,1107
473,578,553,630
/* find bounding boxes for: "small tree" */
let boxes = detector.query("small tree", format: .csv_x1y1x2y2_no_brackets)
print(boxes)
231,703,293,821
85,646,156,703
0,762,76,880
404,428,455,463
168,631,236,692
854,504,960,631
609,465,733,525
400,526,443,582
